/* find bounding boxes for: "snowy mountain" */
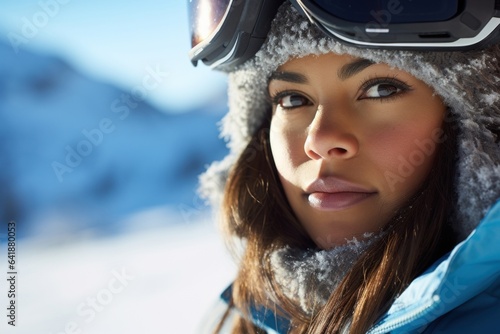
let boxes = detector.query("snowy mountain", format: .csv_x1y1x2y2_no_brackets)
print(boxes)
0,40,229,239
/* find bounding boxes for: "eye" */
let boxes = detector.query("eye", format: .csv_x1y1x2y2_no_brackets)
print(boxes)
359,78,412,100
272,92,312,109
364,83,400,98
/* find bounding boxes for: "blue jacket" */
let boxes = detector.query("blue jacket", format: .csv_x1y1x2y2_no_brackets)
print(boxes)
219,199,500,333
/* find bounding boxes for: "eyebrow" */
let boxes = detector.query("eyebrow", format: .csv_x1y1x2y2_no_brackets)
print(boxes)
268,71,307,84
268,58,375,84
337,58,375,80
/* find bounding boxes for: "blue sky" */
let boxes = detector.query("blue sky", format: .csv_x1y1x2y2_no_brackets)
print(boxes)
0,0,227,112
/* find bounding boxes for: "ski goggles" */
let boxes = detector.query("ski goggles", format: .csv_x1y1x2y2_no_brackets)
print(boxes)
188,0,500,70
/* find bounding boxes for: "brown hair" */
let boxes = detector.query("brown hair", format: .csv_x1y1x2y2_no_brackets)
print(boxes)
215,108,458,333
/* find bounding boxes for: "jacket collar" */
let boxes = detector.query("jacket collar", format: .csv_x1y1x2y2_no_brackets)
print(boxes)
369,198,500,333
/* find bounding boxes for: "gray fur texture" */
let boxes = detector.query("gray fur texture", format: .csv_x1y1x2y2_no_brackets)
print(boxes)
270,233,379,316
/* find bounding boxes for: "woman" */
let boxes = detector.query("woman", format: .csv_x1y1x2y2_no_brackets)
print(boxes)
196,3,500,333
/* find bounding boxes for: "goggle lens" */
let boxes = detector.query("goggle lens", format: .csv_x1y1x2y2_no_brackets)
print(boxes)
311,0,459,23
189,0,232,48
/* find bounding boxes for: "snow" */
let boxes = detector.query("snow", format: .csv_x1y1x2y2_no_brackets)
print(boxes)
0,211,236,334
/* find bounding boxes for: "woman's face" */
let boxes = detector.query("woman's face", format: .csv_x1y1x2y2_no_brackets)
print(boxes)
268,53,447,249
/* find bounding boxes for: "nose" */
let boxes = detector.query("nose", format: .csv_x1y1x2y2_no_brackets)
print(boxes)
304,107,359,160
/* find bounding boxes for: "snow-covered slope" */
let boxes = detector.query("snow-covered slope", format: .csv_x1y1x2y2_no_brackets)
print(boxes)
0,40,229,239
0,214,237,334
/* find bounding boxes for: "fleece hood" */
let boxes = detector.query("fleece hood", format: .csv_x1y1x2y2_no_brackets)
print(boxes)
200,3,500,239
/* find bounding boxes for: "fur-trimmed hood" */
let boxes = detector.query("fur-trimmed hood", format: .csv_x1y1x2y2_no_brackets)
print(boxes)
199,3,500,239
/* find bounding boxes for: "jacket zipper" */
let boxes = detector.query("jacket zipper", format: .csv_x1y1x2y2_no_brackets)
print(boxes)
367,295,440,334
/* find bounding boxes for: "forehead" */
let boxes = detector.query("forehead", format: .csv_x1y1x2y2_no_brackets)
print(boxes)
270,53,397,85
276,53,359,71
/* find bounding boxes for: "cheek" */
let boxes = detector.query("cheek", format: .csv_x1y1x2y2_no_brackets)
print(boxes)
366,122,443,198
270,118,305,177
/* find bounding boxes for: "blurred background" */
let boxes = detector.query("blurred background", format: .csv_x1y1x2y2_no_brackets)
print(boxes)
0,1,236,333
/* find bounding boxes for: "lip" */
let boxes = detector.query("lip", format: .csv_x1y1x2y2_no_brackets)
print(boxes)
305,177,377,211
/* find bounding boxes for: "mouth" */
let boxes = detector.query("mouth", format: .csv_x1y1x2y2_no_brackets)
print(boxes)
307,192,376,211
305,177,377,211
